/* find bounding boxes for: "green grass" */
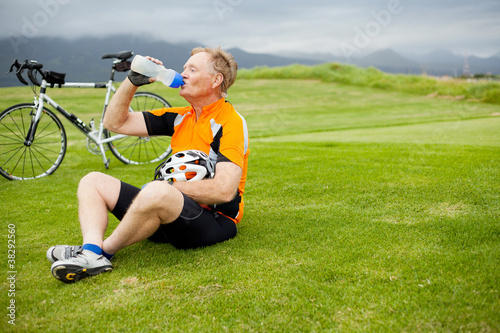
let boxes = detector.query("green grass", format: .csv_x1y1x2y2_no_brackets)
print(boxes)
1,76,499,332
239,63,500,105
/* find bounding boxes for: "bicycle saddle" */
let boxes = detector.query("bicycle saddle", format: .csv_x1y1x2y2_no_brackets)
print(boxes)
101,50,133,60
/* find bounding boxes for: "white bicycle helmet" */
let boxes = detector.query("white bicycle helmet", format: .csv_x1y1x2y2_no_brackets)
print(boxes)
154,150,215,182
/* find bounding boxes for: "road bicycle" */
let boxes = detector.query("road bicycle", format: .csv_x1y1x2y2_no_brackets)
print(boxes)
0,50,173,181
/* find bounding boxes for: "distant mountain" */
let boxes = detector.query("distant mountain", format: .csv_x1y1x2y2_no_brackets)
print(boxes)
399,49,500,76
351,48,500,76
281,51,341,63
404,48,463,65
351,48,420,73
226,48,319,69
0,36,321,87
354,49,417,66
0,35,198,87
469,55,500,73
1,36,499,87
285,48,500,76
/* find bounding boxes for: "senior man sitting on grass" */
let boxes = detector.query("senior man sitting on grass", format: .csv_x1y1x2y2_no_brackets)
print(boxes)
46,46,249,283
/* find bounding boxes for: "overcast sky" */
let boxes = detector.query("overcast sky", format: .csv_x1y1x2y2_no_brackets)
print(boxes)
1,0,499,58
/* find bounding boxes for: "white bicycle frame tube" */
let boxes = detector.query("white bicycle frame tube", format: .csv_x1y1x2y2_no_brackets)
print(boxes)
36,79,129,166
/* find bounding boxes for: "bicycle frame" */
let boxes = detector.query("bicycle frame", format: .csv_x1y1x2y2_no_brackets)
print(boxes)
1,54,173,180
31,78,129,168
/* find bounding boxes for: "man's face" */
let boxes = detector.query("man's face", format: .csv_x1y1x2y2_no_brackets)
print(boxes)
179,52,216,101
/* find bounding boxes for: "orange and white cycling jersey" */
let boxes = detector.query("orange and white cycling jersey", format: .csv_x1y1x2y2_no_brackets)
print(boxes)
143,98,249,223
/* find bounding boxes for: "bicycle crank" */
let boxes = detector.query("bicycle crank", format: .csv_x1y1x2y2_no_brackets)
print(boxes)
85,137,108,155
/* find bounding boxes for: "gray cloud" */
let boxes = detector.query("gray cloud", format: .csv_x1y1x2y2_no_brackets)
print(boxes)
1,0,499,57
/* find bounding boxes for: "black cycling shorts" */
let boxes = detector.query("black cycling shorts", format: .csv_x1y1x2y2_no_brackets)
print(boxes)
111,181,237,249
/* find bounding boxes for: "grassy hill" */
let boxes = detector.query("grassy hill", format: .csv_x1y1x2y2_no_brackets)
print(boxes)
1,73,499,331
239,63,500,105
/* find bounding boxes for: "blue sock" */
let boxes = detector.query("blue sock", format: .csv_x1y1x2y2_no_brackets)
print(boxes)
82,243,102,255
102,249,114,260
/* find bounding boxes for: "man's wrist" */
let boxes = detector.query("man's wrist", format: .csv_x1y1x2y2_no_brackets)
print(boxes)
127,70,153,87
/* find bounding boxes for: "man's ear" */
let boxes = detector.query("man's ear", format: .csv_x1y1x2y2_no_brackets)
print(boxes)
212,73,223,89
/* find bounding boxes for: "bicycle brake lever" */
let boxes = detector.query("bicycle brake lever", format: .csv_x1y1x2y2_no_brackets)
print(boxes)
8,59,21,74
22,60,43,87
28,67,41,86
13,60,29,86
7,59,28,85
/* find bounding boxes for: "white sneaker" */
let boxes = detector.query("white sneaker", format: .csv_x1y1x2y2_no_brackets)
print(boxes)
51,250,113,283
46,245,82,264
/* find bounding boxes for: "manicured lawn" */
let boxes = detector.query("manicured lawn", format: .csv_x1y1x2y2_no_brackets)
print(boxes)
1,78,499,332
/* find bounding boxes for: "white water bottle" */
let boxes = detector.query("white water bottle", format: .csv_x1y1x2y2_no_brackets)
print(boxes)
130,55,184,88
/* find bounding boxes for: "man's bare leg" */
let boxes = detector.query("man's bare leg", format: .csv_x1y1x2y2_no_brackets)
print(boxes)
77,172,121,247
50,174,184,283
102,181,184,254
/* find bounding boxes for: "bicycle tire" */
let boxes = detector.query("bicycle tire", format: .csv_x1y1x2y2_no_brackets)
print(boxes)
0,103,67,180
107,92,173,165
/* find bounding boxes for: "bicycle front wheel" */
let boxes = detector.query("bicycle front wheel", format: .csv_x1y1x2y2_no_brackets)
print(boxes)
107,92,172,165
0,103,67,180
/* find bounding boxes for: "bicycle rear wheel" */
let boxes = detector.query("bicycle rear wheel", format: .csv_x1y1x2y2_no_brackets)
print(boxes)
0,103,67,180
107,92,172,165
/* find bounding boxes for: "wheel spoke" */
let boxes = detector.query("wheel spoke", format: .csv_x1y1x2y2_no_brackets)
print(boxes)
109,92,172,165
0,105,66,180
0,145,24,170
0,118,26,142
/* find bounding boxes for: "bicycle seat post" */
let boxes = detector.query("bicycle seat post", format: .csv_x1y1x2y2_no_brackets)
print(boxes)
109,62,116,82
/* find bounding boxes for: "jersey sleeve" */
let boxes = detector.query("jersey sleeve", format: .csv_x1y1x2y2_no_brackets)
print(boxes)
142,107,182,136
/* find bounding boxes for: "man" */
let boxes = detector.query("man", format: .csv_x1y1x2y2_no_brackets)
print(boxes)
48,47,249,283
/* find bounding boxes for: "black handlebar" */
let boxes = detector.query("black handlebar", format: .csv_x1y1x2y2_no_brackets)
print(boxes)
7,50,134,87
8,59,44,86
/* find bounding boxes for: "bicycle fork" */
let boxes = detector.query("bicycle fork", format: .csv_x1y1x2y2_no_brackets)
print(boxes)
24,97,44,147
